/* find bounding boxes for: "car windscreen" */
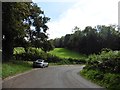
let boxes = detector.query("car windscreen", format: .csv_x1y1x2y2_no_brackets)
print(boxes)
38,59,44,62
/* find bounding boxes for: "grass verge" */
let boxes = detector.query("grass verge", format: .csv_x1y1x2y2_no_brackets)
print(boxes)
80,69,120,90
0,64,1,78
2,60,33,79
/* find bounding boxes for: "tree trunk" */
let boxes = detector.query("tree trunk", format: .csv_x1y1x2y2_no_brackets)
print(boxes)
2,37,14,62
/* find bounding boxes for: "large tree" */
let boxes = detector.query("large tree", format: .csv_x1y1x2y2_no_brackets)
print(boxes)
2,2,50,61
2,2,31,61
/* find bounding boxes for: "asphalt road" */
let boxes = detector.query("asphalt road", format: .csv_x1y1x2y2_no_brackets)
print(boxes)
3,65,105,89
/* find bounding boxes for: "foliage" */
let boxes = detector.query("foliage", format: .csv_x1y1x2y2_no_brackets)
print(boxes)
14,47,47,61
53,25,120,55
2,2,30,61
48,48,87,64
2,60,32,79
14,47,25,54
2,2,50,61
80,50,120,90
14,47,86,64
86,50,120,73
41,40,55,52
46,54,86,64
0,64,1,78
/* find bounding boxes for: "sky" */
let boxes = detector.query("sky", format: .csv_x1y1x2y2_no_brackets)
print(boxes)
33,0,119,39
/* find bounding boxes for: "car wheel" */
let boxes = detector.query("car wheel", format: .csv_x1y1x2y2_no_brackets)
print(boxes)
42,65,45,68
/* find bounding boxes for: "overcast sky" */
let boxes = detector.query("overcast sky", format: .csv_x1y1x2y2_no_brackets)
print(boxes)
33,0,119,39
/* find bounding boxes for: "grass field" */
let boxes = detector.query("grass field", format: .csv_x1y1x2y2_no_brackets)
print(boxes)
49,48,86,59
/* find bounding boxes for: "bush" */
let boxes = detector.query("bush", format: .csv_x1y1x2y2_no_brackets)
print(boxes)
81,69,103,80
14,47,87,64
86,50,120,73
81,50,120,90
46,54,62,63
103,73,120,88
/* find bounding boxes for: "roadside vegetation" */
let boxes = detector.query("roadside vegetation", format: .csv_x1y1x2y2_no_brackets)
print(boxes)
0,50,2,78
14,47,87,65
2,2,120,89
80,49,120,90
50,25,120,90
2,2,53,79
3,47,86,79
0,65,1,78
2,60,32,79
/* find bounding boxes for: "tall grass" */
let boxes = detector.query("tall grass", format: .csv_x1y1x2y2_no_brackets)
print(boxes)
2,60,32,79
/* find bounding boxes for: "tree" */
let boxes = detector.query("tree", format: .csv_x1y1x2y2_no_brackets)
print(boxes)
2,2,31,61
2,2,50,61
53,25,120,55
64,34,71,48
24,3,50,50
41,40,54,52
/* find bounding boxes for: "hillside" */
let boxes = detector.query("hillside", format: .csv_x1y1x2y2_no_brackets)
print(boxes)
49,48,86,59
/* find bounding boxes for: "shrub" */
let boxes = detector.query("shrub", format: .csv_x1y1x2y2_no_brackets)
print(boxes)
101,73,120,89
81,50,120,90
86,50,120,73
14,47,87,64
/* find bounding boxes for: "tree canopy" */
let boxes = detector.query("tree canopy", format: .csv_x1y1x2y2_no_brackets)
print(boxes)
52,25,120,55
2,2,52,61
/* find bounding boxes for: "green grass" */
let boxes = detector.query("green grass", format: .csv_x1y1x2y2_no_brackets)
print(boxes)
80,69,120,90
0,64,2,78
2,60,33,79
49,48,86,59
0,50,2,78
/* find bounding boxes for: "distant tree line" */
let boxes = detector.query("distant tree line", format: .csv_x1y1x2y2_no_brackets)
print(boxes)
2,2,54,62
51,25,120,55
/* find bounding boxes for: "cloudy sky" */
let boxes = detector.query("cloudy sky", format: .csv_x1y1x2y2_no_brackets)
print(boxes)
33,0,119,39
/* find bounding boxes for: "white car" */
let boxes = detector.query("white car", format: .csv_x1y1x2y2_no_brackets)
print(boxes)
33,59,49,68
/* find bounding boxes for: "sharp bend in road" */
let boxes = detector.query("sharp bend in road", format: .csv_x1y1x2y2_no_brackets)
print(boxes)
3,65,104,88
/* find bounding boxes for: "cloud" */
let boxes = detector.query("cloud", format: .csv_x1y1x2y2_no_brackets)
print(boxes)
33,0,80,3
47,0,119,39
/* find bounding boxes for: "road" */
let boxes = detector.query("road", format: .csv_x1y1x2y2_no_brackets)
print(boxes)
3,65,104,89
